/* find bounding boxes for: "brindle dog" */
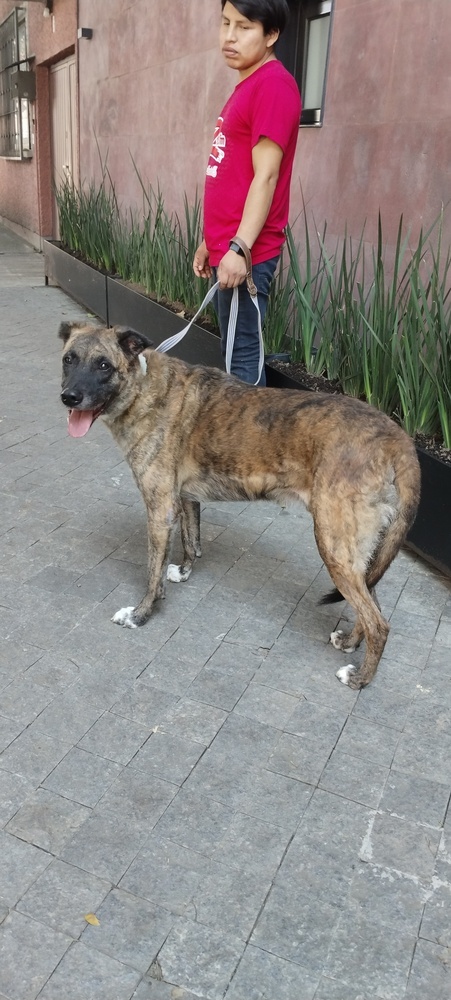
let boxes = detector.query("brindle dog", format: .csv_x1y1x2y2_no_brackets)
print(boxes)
59,321,420,689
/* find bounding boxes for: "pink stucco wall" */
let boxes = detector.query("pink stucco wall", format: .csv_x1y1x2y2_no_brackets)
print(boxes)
0,0,76,240
77,0,451,257
2,0,451,256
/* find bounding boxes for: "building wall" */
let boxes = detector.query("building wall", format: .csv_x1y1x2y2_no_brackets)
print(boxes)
299,0,451,251
0,0,76,243
78,0,451,257
2,0,450,256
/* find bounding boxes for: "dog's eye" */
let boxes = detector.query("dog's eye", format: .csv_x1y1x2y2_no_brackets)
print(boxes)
63,352,74,365
98,359,111,372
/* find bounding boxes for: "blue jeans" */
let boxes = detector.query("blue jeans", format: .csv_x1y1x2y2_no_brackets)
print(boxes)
213,255,279,386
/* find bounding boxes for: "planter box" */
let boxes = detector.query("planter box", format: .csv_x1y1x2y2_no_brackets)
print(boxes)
265,362,311,391
107,277,222,367
405,447,451,576
43,240,108,323
43,240,223,369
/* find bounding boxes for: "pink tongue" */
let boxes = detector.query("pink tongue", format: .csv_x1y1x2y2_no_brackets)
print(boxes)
68,410,95,438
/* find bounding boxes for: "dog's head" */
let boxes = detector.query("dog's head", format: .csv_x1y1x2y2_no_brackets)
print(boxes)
59,322,153,437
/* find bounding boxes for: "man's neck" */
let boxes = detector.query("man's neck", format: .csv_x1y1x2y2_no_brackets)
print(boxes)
238,51,277,82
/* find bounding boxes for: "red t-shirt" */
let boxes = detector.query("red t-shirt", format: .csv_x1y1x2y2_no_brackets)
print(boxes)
203,60,301,266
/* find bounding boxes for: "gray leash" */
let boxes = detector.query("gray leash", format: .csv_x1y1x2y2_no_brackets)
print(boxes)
155,279,264,386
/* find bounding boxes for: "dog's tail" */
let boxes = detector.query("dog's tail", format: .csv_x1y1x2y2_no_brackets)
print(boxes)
319,588,344,605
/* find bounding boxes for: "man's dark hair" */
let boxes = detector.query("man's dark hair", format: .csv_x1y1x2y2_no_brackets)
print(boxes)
220,0,290,37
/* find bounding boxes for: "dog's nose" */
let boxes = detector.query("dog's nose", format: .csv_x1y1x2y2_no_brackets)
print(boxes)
61,389,83,407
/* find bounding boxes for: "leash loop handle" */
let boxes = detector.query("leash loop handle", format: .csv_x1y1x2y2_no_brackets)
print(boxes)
156,279,264,386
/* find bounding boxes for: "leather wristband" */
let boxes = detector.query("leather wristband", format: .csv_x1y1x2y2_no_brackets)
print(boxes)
229,240,245,257
229,237,257,296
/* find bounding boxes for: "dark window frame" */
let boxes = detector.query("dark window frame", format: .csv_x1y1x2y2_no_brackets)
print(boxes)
0,6,33,159
276,0,333,127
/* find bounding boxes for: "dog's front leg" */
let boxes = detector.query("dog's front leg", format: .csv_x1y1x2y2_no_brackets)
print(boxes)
112,506,176,629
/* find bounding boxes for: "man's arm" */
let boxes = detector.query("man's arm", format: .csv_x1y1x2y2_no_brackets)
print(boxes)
217,136,283,289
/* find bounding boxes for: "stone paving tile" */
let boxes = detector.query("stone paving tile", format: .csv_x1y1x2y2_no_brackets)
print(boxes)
78,711,151,764
420,880,451,949
42,746,123,807
225,944,318,1000
187,866,271,940
233,680,300,728
313,980,379,1000
266,731,332,785
318,750,389,808
132,982,202,1000
2,235,451,999
0,830,51,907
5,788,91,854
0,769,35,827
120,834,212,914
324,908,417,999
335,715,400,766
36,941,141,1000
0,729,71,783
156,918,244,1000
250,882,341,973
404,939,451,999
81,888,174,972
364,812,442,879
379,770,450,827
60,769,177,882
132,731,205,785
0,910,72,1000
17,858,110,939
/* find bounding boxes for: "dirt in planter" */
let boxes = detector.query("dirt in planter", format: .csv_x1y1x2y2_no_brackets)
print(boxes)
268,360,343,395
270,361,451,467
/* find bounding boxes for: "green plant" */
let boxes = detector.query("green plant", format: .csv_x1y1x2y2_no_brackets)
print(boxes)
262,250,294,355
285,207,451,447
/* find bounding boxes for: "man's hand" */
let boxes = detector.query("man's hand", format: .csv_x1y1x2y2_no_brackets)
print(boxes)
193,240,212,279
217,249,248,289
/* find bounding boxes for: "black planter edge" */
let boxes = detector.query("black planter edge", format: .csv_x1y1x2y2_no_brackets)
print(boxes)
43,240,223,369
265,363,451,579
43,239,109,324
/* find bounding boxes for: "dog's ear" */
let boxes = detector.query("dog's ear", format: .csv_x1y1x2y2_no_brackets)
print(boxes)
58,321,82,344
116,328,154,357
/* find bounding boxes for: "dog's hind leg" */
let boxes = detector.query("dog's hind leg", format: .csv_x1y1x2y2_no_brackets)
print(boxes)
324,570,389,689
330,588,380,653
167,500,201,584
313,507,390,687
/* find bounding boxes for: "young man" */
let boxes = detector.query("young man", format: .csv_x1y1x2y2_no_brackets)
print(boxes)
193,0,301,384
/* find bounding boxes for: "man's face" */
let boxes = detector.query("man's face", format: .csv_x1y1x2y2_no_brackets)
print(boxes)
220,2,278,79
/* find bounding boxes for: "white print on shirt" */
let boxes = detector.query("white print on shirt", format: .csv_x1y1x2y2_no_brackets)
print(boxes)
207,117,226,176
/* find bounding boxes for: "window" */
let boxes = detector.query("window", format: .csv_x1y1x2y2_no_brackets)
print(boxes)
277,1,333,126
0,6,33,158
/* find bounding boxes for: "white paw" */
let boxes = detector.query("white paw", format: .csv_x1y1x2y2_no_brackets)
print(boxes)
330,629,344,649
336,664,357,686
330,630,356,653
166,564,192,583
112,606,138,628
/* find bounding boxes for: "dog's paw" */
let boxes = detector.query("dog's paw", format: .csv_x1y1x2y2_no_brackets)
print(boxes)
336,664,362,688
167,564,192,583
112,606,138,628
330,630,356,653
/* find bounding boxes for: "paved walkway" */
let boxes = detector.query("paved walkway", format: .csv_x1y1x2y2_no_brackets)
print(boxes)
0,222,451,1000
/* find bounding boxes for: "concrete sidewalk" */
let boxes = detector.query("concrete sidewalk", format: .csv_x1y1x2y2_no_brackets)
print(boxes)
0,222,451,1000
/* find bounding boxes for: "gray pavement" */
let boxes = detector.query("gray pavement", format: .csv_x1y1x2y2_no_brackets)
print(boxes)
0,221,450,999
